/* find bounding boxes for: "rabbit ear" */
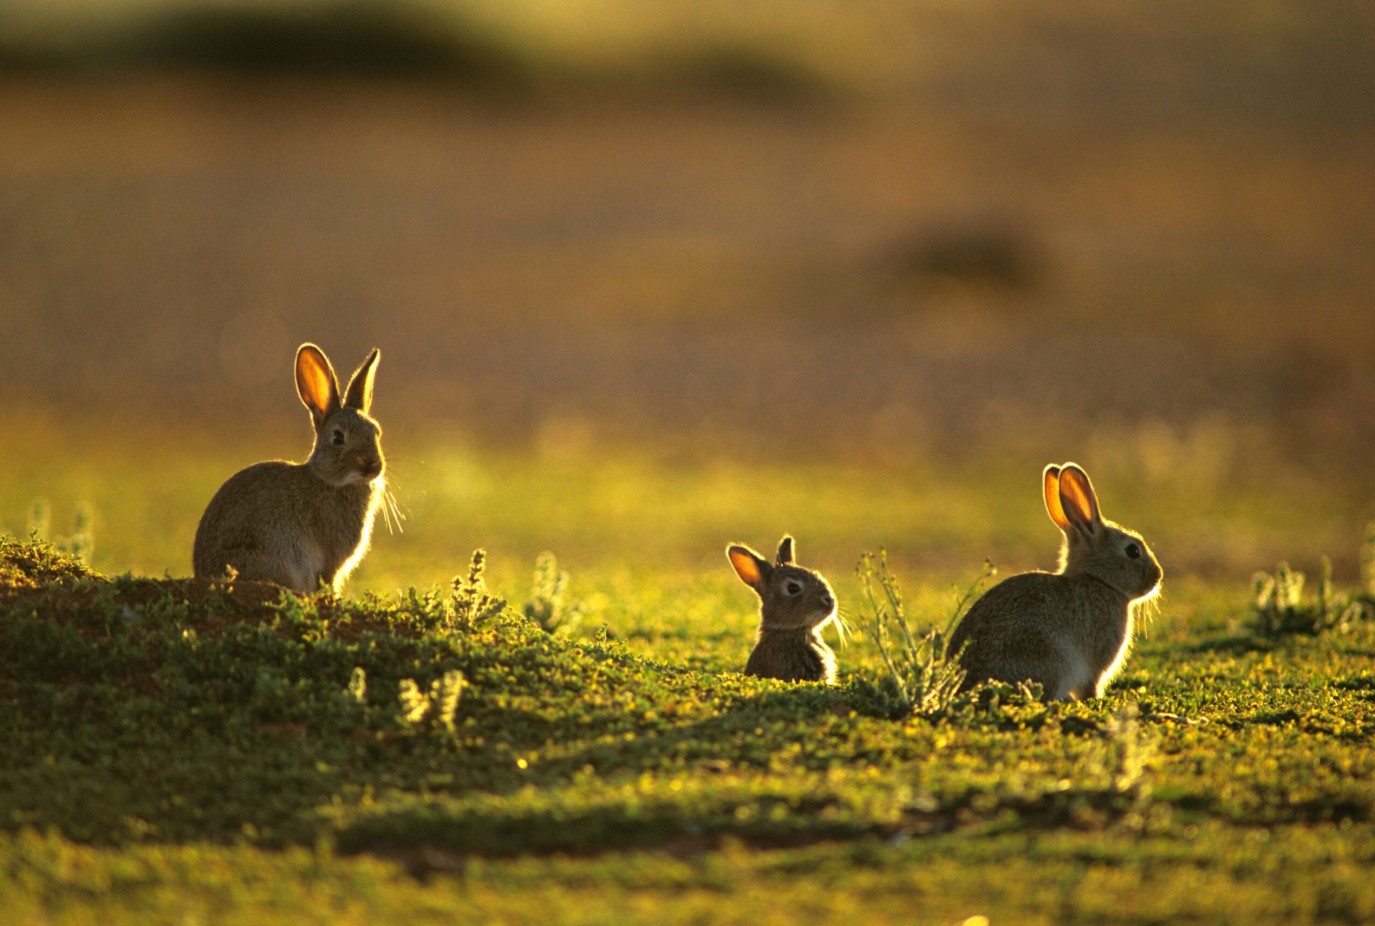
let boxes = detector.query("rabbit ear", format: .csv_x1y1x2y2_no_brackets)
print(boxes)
776,535,795,566
343,348,380,413
728,544,771,590
1056,464,1102,538
1043,464,1070,530
295,344,341,426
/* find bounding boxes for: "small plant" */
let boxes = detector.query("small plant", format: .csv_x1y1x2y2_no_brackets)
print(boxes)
1250,558,1367,638
523,551,585,635
450,549,507,629
346,666,368,704
25,498,95,562
24,498,50,540
1362,522,1375,598
855,550,987,718
397,670,466,733
1105,703,1150,801
0,533,97,589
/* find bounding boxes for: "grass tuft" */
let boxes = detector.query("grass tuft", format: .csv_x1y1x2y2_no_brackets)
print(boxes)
1363,522,1375,597
1250,557,1371,638
20,499,96,563
0,531,98,591
522,551,585,636
449,549,508,630
1105,703,1151,803
852,550,984,719
397,670,467,734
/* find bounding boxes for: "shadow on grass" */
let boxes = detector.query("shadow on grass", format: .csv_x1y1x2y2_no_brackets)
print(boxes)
1176,633,1276,656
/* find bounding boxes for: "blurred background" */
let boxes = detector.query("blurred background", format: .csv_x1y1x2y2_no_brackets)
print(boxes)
3,0,1374,595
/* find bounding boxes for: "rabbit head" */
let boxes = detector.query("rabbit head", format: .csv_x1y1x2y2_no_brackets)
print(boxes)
727,535,837,631
296,344,385,488
1045,463,1161,600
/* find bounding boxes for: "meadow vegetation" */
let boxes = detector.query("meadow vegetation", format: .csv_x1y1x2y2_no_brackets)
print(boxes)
4,467,1375,923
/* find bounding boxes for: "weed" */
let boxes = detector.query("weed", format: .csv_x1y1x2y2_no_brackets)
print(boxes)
1363,522,1375,597
449,549,507,629
24,498,50,539
397,670,467,734
0,532,97,589
22,499,95,562
522,551,585,635
347,666,367,703
1105,703,1150,801
852,550,985,719
1250,558,1369,638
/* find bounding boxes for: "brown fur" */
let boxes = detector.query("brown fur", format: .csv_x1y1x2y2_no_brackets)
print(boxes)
727,535,838,685
193,343,385,594
948,463,1162,701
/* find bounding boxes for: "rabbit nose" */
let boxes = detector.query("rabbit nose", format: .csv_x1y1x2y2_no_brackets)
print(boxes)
821,593,835,610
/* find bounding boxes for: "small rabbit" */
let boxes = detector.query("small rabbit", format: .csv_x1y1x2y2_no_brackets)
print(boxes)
727,535,839,684
948,463,1162,701
193,343,386,595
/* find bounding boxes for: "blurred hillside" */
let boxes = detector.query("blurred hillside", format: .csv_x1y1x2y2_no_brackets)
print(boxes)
2,1,1374,495
3,2,1374,123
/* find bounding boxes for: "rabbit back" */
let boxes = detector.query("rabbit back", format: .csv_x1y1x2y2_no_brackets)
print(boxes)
193,459,380,594
950,571,1134,700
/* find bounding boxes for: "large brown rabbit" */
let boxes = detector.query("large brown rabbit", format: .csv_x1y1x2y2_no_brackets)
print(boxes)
948,463,1162,701
193,343,386,595
727,535,840,684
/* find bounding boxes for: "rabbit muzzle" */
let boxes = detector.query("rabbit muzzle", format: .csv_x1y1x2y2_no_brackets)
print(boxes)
317,452,384,487
340,458,384,486
357,456,384,481
1138,560,1164,599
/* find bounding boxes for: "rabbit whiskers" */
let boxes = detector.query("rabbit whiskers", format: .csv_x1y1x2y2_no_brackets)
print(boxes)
826,607,855,648
1134,585,1163,639
379,484,406,535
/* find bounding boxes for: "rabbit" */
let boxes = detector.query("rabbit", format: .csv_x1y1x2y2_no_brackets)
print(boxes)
193,342,387,595
727,535,840,684
947,463,1162,701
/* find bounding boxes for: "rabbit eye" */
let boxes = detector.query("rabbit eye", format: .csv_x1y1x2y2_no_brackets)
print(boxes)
331,429,346,446
785,580,802,596
1125,542,1141,559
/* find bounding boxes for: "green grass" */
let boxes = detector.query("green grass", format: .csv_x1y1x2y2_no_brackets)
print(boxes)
4,433,1375,924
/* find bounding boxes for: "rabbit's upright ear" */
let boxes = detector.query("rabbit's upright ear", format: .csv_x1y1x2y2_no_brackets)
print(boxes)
343,348,380,413
296,344,341,426
1056,464,1102,538
728,544,771,591
775,535,795,566
1043,464,1070,531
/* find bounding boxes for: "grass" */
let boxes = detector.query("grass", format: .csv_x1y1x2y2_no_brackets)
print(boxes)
3,436,1375,923
852,549,978,719
1249,530,1375,639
